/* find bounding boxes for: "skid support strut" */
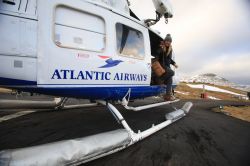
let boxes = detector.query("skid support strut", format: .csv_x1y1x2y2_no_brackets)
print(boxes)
0,97,99,110
0,98,64,109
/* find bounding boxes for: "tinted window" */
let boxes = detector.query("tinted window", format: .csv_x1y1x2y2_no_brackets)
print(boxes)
116,23,145,59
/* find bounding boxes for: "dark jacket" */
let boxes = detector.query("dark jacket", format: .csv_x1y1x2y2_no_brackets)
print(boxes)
155,46,176,69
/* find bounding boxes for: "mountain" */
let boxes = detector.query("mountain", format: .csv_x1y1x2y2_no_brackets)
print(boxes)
180,73,250,92
232,85,250,92
181,73,233,86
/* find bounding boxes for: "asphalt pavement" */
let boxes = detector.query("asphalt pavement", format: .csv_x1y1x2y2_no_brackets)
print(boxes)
0,95,249,166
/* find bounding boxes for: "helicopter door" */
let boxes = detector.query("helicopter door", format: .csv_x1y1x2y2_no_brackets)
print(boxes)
37,0,107,86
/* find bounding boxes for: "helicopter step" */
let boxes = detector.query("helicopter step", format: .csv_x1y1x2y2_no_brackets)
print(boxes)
120,89,180,111
122,98,180,111
0,101,193,165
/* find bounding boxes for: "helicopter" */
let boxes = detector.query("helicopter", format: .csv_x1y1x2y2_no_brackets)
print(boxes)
0,0,192,165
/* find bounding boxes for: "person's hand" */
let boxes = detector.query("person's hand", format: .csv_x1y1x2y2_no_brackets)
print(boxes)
174,64,178,68
160,44,165,49
160,41,166,49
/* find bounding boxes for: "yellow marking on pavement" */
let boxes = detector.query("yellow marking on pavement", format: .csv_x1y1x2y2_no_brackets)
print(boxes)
0,111,35,123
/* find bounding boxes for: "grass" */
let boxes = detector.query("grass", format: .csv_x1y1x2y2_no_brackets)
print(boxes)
175,82,248,101
213,106,250,122
176,82,250,122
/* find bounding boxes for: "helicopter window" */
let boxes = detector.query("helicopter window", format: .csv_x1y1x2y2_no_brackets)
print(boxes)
116,23,145,59
54,6,105,52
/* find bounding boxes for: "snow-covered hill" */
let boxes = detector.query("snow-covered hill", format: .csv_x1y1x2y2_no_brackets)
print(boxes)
180,73,250,92
181,73,233,86
232,85,250,92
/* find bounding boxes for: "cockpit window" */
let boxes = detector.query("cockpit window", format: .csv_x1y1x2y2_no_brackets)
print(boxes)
116,23,145,59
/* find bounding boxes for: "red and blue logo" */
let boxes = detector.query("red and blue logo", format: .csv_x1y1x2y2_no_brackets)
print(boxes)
98,55,123,68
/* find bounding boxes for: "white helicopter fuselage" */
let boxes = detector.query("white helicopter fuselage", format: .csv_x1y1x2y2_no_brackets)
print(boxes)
0,0,165,100
0,2,192,165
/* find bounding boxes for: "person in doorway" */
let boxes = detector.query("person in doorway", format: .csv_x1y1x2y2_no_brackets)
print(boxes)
156,34,178,101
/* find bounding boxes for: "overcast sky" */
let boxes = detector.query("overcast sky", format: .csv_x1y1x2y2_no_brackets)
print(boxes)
130,0,250,85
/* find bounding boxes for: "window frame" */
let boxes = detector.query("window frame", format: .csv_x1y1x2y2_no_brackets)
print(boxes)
115,22,145,60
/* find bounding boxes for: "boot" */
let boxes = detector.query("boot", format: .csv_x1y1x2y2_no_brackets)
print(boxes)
164,94,176,101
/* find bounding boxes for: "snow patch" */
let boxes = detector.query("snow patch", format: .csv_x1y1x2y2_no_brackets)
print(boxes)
187,84,245,96
175,91,189,95
208,96,221,100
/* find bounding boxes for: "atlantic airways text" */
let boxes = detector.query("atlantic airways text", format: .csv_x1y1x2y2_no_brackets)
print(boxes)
51,69,147,82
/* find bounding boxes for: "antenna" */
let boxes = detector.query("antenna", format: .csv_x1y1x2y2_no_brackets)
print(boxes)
144,0,173,27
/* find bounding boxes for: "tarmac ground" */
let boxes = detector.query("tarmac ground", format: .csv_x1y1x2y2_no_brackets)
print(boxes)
0,93,250,166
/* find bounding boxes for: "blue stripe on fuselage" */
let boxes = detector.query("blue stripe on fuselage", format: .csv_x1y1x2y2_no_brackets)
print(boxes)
0,77,166,100
0,77,36,86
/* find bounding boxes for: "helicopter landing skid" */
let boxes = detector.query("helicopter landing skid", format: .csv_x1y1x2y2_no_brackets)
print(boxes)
0,101,192,165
